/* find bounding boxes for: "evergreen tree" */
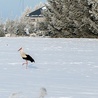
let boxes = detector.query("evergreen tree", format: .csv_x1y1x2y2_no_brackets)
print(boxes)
44,0,98,38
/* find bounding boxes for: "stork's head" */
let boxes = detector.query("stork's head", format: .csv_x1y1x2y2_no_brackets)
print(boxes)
18,47,23,51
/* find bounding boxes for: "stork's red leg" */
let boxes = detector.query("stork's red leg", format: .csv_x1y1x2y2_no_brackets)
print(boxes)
26,60,28,65
26,60,28,69
22,60,28,69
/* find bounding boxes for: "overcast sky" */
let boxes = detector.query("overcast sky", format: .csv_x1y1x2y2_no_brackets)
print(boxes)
0,0,46,21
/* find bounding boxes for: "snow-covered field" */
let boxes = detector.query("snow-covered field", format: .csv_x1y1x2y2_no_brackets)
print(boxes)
0,37,98,98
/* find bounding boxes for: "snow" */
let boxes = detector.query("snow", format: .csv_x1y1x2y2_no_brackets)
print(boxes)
0,37,98,98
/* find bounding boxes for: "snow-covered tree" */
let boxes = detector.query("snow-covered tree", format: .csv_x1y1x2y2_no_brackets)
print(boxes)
5,19,19,36
0,19,5,36
44,0,98,38
0,24,5,37
20,6,32,25
87,0,98,35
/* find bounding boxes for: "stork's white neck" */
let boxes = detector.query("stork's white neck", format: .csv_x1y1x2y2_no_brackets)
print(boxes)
19,49,27,58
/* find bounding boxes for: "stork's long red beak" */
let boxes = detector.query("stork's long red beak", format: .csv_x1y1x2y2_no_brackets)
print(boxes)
18,47,22,51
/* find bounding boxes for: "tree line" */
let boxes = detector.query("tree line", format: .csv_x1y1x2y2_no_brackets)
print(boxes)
0,7,33,37
0,0,98,38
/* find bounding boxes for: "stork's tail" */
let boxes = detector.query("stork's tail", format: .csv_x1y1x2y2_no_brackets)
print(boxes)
31,59,35,63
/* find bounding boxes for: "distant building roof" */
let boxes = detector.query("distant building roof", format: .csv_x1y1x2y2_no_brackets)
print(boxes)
27,6,46,17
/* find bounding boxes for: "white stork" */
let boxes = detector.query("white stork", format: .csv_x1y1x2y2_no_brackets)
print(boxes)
18,47,35,68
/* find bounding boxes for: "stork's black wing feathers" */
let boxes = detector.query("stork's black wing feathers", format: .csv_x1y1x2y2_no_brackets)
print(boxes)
23,54,35,62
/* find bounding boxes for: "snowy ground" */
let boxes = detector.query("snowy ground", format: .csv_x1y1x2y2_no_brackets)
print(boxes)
0,37,98,98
